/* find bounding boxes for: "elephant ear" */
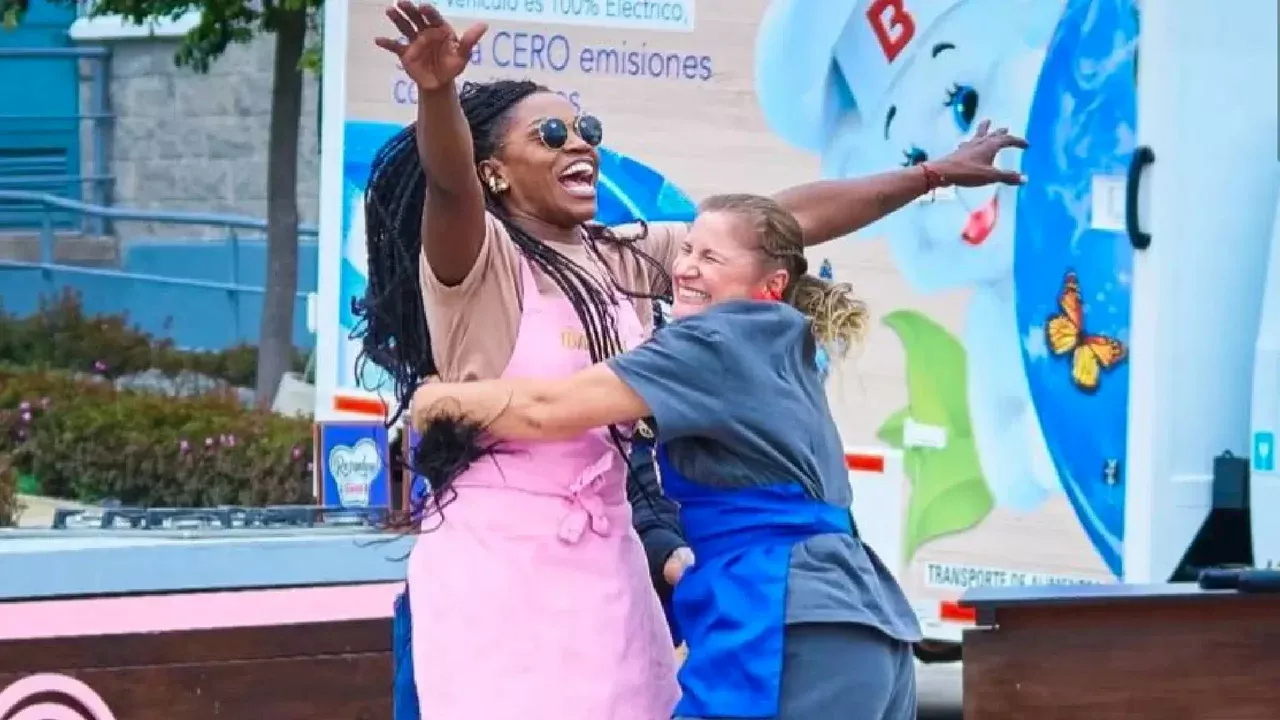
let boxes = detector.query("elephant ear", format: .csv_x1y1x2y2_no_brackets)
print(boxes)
754,0,864,152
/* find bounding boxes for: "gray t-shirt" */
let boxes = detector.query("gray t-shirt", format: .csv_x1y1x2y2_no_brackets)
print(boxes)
608,301,922,642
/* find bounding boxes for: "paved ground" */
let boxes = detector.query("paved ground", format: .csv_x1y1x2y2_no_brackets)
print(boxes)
12,494,90,527
917,662,963,718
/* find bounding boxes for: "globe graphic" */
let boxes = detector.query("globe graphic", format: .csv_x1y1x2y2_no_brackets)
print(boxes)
1013,0,1139,579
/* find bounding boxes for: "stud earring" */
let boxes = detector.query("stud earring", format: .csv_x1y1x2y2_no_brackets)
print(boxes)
487,177,508,194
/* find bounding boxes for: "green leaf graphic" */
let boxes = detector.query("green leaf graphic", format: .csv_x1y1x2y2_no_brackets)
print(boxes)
900,438,992,560
876,310,993,560
876,407,910,448
880,310,972,433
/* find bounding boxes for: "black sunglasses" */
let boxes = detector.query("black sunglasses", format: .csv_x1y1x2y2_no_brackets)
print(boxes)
536,115,604,150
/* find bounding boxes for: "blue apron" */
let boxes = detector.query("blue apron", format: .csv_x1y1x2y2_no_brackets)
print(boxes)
393,588,421,720
657,445,854,719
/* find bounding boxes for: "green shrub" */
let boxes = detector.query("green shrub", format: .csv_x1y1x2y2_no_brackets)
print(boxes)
0,451,17,526
0,367,314,507
0,290,306,387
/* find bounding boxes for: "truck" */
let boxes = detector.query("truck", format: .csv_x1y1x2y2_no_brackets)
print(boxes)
311,0,1280,660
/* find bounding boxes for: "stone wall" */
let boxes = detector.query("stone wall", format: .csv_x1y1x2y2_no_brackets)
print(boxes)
82,34,320,239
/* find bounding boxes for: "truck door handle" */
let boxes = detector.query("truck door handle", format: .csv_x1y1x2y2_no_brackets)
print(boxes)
1126,145,1155,250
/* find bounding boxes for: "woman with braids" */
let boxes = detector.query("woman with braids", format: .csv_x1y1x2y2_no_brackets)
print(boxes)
412,194,926,720
363,3,1025,718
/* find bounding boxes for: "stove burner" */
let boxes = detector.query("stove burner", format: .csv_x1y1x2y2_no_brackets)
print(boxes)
49,505,390,531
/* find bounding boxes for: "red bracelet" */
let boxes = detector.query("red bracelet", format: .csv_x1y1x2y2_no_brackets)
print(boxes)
920,162,946,193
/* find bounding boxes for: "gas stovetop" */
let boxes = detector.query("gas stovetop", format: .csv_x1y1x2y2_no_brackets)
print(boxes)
47,505,391,531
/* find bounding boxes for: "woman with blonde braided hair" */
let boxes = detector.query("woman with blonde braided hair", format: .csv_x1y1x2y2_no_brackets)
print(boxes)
412,193,924,720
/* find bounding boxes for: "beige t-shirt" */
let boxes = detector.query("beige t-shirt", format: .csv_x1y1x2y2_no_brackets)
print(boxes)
419,212,689,381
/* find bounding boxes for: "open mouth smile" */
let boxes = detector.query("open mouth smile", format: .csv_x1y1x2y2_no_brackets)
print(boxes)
557,159,597,199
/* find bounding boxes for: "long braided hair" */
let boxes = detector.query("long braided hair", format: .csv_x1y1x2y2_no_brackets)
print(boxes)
352,79,672,528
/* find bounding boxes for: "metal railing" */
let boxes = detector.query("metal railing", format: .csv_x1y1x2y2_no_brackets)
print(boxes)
0,46,113,235
0,190,320,343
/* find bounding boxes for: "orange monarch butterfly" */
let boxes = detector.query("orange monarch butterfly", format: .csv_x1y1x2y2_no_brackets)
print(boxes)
1045,271,1127,394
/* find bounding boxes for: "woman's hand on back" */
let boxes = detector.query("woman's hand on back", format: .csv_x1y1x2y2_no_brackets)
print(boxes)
663,547,696,586
375,2,487,92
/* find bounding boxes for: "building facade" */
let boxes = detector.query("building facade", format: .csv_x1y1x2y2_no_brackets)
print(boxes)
73,14,321,233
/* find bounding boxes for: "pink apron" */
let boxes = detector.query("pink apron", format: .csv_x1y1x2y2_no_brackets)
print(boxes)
408,258,679,720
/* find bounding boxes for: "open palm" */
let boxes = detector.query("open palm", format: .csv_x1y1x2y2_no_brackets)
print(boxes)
374,2,487,92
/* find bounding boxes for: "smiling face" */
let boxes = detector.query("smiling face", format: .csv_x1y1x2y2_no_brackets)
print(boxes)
878,37,1020,287
821,1,1053,291
670,203,797,319
480,92,602,228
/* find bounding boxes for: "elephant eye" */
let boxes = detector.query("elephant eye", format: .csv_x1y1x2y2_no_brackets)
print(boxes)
945,83,979,132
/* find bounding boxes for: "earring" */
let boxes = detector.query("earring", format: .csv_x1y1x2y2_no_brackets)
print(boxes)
487,176,508,194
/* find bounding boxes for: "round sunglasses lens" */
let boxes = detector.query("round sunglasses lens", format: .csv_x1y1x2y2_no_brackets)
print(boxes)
540,119,569,149
576,115,603,146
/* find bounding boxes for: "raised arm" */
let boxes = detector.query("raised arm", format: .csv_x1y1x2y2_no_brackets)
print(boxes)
376,2,489,285
777,120,1029,246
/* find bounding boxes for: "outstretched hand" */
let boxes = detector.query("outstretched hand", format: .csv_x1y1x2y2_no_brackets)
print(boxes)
933,120,1029,188
374,2,487,92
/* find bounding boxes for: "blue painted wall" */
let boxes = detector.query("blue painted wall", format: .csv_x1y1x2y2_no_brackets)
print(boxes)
1,240,319,351
0,0,82,227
